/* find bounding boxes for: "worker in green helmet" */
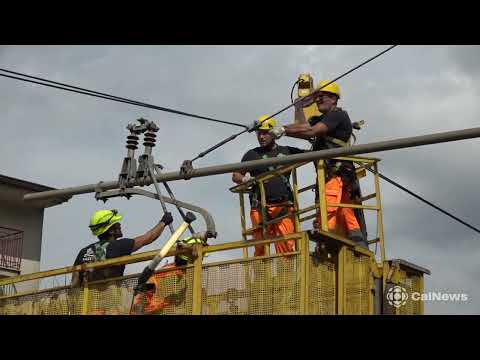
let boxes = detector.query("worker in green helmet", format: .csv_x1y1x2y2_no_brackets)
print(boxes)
71,209,174,287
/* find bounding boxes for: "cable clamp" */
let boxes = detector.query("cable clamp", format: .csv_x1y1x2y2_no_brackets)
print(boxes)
180,160,194,180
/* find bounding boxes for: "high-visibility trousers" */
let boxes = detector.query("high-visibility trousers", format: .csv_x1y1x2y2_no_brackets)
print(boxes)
250,205,296,257
317,176,361,234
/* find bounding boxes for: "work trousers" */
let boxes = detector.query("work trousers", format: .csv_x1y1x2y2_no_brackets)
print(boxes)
250,205,296,257
317,176,361,234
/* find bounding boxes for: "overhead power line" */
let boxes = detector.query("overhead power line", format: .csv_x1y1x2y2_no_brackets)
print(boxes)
0,68,248,129
24,125,480,201
256,45,398,128
4,47,477,236
184,45,398,165
367,168,480,234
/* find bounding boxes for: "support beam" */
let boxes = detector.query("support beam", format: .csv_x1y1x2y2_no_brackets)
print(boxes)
24,127,480,202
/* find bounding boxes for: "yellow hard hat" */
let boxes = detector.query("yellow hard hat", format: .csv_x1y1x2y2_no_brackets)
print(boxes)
316,80,341,98
89,209,123,237
257,115,277,131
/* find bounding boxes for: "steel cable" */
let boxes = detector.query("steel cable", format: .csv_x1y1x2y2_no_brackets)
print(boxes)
0,68,248,129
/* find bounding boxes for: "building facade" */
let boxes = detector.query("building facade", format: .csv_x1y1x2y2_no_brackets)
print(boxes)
0,174,69,293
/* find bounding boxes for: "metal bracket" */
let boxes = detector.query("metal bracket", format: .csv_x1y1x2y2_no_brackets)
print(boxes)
92,187,217,238
118,156,137,190
180,160,194,180
135,154,152,185
95,181,132,202
352,120,365,130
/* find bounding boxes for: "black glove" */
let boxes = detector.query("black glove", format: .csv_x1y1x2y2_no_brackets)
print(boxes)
161,212,173,226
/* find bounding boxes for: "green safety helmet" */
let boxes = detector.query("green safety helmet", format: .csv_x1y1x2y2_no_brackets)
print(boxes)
89,209,123,237
177,237,209,261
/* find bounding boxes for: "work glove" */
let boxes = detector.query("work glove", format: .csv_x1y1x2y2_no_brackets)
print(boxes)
242,172,252,183
161,212,173,226
269,126,286,139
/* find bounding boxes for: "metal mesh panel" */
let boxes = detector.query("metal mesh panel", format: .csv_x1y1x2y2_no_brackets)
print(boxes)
309,255,336,314
344,249,371,315
131,268,194,315
88,267,194,315
202,255,300,315
0,287,83,315
397,271,422,315
88,279,135,315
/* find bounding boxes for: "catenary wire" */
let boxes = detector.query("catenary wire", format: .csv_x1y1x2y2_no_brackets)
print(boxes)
0,69,248,129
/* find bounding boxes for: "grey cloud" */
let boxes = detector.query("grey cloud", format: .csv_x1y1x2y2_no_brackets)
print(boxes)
2,45,479,314
447,45,480,76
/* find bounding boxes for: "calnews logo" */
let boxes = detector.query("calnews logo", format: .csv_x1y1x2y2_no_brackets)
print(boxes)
386,286,469,308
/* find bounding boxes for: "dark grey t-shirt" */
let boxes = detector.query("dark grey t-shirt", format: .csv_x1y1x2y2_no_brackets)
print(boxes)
74,238,135,283
241,145,304,206
310,108,353,151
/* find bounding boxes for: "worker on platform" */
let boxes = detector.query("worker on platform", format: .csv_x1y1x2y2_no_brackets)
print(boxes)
131,236,207,315
268,81,368,248
71,209,174,287
232,115,305,256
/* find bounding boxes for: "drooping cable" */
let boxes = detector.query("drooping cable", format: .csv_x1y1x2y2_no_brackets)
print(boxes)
0,68,248,129
183,45,398,167
366,167,480,234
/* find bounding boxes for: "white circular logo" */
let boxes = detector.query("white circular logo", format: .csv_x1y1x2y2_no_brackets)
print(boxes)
386,286,409,308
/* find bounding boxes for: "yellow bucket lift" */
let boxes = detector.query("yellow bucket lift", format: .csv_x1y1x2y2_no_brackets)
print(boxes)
0,154,430,315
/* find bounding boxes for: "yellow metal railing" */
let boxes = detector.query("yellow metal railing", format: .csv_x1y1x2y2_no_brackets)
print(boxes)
229,155,386,262
0,155,429,315
0,232,387,315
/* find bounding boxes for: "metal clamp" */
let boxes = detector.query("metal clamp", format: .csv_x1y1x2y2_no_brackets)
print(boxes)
180,160,194,180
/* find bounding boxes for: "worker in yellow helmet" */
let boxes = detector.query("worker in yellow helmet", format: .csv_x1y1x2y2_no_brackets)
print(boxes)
232,115,305,256
71,209,174,287
131,236,209,314
269,81,367,248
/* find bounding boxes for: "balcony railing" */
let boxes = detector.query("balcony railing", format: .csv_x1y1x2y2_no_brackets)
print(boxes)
0,226,23,272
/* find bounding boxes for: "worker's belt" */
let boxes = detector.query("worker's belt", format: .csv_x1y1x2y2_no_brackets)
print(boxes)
252,202,294,223
265,201,293,208
266,196,293,205
252,196,292,208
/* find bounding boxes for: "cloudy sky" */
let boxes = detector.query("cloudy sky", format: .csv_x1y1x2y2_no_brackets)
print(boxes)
1,45,479,314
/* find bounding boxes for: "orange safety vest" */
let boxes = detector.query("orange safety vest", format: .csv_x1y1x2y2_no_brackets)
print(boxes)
132,264,185,314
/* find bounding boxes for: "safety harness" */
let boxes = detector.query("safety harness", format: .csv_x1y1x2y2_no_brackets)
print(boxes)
249,147,294,210
247,147,295,224
321,120,368,240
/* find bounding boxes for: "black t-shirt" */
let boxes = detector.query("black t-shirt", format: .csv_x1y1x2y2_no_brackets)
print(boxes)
241,145,304,206
74,238,135,283
310,108,353,151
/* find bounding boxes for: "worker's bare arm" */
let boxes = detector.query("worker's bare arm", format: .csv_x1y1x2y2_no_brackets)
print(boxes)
284,122,328,140
294,104,308,124
132,213,172,252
